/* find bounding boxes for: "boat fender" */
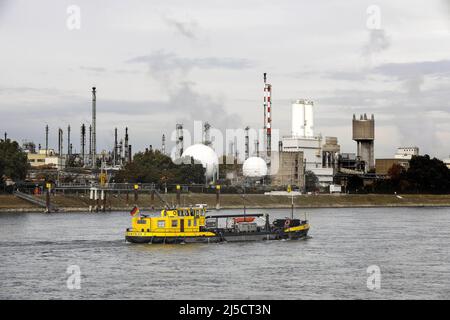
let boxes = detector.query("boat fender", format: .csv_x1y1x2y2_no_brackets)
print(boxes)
284,219,291,228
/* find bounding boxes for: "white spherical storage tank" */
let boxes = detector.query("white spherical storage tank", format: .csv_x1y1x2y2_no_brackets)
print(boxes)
243,157,268,178
181,144,218,178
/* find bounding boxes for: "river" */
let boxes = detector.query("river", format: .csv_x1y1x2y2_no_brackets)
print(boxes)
0,207,449,299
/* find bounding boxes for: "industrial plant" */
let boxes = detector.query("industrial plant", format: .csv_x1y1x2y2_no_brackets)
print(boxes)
2,72,442,198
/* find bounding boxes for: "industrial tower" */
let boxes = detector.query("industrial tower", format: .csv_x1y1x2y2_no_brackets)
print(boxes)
263,73,272,158
176,124,184,158
352,114,375,172
91,87,97,168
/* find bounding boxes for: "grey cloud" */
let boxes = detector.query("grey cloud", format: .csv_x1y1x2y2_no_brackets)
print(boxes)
163,16,198,39
80,66,107,73
168,82,242,130
324,71,368,82
373,59,450,78
316,82,450,156
126,51,246,130
127,51,254,76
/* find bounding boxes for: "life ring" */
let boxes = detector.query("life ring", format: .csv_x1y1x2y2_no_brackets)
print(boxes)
284,219,291,228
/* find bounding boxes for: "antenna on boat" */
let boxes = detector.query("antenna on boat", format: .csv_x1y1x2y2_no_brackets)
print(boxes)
291,192,294,220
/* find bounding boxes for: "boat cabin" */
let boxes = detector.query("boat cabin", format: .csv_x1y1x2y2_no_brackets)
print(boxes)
129,206,207,233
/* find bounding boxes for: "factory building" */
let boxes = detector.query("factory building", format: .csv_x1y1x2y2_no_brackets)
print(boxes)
322,136,340,168
352,114,375,172
270,151,305,188
394,147,419,160
282,100,322,169
375,146,418,175
27,149,61,169
375,159,409,176
281,99,335,188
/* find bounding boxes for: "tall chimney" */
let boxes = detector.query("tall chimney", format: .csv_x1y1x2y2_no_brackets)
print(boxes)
245,126,250,160
91,87,97,168
45,125,49,156
89,125,92,166
124,127,129,164
67,125,71,156
114,127,118,166
263,73,272,158
81,124,86,163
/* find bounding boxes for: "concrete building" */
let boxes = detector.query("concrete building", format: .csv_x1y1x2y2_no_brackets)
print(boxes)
352,114,375,172
282,135,322,169
322,136,340,168
270,151,305,188
282,99,337,188
395,147,419,160
27,149,61,169
375,158,409,175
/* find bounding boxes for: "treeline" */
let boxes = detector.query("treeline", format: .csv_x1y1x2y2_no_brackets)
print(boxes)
349,155,450,194
114,149,205,185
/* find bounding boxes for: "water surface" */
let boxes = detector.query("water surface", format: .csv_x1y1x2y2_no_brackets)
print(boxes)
1,207,449,299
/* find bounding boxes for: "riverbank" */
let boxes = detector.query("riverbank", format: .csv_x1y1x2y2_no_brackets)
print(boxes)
1,193,450,213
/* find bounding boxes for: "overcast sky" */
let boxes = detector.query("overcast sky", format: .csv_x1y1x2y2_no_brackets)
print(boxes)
1,0,450,159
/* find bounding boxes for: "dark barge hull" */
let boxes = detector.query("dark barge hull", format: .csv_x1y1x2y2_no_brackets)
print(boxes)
125,229,308,244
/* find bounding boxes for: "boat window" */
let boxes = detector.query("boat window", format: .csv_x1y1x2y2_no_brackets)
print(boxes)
137,219,147,224
188,220,191,227
193,220,197,226
158,220,165,228
172,220,178,227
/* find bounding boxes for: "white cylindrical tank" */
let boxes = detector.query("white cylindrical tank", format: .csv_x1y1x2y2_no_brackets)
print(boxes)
291,99,314,137
242,157,268,178
292,100,305,137
182,144,218,178
304,100,314,137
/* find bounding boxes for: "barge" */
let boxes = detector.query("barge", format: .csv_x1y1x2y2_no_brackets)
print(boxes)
125,205,309,244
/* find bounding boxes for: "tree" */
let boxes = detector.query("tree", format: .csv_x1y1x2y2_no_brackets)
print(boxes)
0,139,29,181
114,149,205,185
406,155,450,193
304,170,319,192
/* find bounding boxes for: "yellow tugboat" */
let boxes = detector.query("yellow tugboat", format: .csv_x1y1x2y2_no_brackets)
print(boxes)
125,205,217,244
125,205,310,244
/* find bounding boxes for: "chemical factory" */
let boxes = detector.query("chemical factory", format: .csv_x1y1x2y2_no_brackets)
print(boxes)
5,72,434,194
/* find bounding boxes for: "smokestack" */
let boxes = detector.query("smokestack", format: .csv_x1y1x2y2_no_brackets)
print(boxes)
58,128,63,156
255,139,260,158
67,125,71,156
119,139,123,165
114,127,118,166
124,127,129,164
91,87,96,168
89,125,92,166
81,124,86,163
176,124,184,158
263,73,272,158
45,125,49,156
245,126,249,160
